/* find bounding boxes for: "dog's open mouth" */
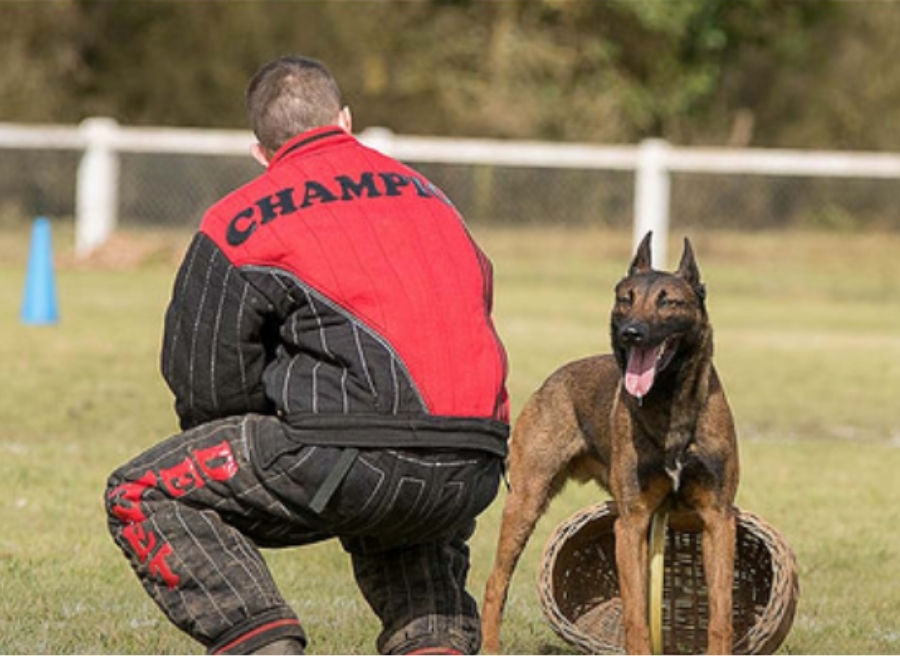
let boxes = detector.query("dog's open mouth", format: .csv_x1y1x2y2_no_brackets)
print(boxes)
624,339,677,399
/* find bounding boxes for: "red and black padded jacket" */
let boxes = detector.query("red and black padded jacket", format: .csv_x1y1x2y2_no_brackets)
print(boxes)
161,127,510,456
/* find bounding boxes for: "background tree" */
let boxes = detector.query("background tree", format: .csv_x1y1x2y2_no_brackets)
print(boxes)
0,2,83,122
0,0,898,150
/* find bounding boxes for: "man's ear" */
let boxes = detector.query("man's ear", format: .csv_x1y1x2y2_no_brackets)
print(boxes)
251,143,271,168
337,106,352,134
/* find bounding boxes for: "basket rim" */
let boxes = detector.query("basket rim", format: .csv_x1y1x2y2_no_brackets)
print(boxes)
537,501,799,655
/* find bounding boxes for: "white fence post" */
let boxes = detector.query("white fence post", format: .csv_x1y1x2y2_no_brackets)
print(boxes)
634,138,671,269
358,126,396,156
76,117,120,257
2,120,898,256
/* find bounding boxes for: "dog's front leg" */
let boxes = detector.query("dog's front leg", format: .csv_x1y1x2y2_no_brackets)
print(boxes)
614,509,653,654
698,505,736,654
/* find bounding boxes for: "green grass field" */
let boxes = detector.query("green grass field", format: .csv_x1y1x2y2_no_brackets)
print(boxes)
1,224,899,654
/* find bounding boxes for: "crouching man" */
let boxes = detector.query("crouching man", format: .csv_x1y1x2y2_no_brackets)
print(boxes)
105,55,509,655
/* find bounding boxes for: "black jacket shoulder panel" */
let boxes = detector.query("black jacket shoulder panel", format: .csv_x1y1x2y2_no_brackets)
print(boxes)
161,233,276,429
240,266,428,418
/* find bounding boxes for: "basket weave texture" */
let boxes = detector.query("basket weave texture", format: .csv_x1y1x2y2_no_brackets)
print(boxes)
537,502,799,655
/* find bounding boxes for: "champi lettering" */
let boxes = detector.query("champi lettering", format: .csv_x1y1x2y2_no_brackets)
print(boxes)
225,170,452,247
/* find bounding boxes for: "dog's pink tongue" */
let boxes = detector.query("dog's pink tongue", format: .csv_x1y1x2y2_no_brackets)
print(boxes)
625,347,656,398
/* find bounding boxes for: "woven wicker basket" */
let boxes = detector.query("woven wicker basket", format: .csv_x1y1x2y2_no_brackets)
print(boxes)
537,502,799,655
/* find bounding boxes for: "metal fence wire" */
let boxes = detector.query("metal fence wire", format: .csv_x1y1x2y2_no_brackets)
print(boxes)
2,128,900,238
0,149,80,225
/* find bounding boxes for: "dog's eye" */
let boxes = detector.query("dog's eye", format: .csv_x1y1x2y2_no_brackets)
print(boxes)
616,294,632,306
658,296,686,309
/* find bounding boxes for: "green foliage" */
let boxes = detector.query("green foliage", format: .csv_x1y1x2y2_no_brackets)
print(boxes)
0,2,83,122
5,1,900,149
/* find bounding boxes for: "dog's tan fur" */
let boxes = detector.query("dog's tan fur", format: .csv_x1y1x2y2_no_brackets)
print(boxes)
482,233,739,654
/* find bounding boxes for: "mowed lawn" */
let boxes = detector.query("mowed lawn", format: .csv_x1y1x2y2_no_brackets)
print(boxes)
1,224,899,653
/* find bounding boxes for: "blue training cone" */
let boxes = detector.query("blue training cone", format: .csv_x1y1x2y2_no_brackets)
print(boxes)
21,217,59,325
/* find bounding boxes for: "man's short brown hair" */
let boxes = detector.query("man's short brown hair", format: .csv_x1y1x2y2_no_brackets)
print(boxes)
246,56,343,153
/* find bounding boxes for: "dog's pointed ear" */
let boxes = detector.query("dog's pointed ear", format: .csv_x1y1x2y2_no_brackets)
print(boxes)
629,231,654,275
677,237,706,302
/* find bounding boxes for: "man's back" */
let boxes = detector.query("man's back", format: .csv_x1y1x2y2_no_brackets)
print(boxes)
166,127,509,433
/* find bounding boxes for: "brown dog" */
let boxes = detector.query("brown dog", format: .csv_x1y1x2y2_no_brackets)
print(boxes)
482,233,739,654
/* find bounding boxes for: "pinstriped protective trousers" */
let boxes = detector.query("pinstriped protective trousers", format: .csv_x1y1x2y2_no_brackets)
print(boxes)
104,414,502,654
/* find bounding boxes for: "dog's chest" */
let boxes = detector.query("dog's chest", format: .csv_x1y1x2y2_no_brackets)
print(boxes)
635,440,724,499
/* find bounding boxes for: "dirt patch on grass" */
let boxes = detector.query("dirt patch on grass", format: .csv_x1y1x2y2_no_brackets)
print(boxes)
60,231,190,270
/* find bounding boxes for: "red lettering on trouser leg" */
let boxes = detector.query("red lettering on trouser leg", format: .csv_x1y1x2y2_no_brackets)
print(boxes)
119,512,181,589
148,542,181,589
107,470,158,524
108,466,183,590
156,442,239,499
160,456,204,498
121,522,158,562
195,440,239,481
108,440,239,596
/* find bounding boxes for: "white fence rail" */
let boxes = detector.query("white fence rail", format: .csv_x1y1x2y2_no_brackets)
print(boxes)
4,118,900,265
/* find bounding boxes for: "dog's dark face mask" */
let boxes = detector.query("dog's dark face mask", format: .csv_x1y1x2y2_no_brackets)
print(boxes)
611,232,708,400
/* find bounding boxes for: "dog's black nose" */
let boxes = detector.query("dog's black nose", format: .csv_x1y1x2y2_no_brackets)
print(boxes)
620,323,649,344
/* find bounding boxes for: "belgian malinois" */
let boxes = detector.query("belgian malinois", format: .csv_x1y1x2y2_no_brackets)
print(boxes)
482,233,739,654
